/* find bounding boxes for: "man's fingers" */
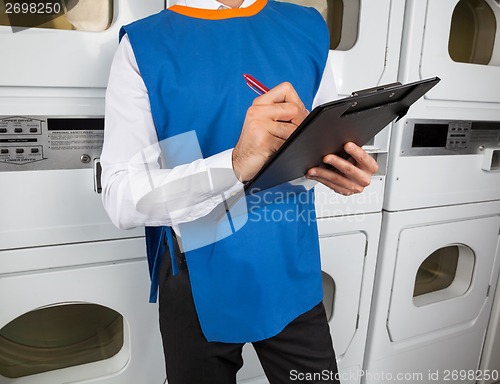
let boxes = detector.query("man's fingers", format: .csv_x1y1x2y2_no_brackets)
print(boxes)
344,142,379,174
233,81,308,182
267,120,297,141
307,167,365,196
306,143,380,196
248,102,307,131
321,154,372,188
253,82,303,105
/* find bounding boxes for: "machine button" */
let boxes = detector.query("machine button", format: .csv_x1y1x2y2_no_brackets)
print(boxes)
14,128,22,133
1,149,8,154
30,128,38,133
0,128,7,133
16,148,24,154
31,148,39,154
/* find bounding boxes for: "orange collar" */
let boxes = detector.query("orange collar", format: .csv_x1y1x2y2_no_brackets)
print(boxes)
169,0,267,20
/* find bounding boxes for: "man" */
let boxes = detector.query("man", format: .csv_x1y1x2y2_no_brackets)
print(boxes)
100,0,378,382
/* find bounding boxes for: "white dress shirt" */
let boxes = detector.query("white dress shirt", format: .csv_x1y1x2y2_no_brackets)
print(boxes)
100,0,339,230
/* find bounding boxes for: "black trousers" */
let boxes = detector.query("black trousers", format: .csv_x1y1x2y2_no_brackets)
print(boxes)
158,250,339,384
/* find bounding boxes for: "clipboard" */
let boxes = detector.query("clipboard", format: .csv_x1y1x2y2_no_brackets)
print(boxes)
244,77,441,194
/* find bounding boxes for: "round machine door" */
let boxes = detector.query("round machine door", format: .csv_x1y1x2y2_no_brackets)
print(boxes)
419,0,500,103
386,215,500,341
0,303,125,379
0,239,165,384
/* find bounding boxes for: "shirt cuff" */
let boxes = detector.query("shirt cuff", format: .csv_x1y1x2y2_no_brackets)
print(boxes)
205,148,244,198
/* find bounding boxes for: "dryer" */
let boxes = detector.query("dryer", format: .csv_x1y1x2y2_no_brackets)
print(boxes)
314,0,406,220
0,1,167,383
0,114,167,384
315,213,382,384
400,0,500,105
236,213,383,384
364,0,500,381
363,202,500,384
0,0,163,89
312,2,404,380
384,0,500,212
0,239,165,384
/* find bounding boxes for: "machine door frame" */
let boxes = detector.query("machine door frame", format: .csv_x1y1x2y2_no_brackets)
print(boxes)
387,215,500,341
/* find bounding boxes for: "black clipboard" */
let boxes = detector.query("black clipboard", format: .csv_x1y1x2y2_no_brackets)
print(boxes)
244,77,440,194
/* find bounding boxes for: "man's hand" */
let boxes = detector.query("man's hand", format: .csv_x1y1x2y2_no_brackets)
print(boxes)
306,142,379,195
232,82,308,182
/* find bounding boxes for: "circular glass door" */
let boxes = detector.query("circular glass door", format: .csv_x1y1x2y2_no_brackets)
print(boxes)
448,0,497,65
0,303,124,379
413,244,475,307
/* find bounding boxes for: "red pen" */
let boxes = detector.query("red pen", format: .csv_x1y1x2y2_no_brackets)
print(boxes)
243,74,270,96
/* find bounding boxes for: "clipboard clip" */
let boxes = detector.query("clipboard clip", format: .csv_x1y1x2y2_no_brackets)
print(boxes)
351,82,402,97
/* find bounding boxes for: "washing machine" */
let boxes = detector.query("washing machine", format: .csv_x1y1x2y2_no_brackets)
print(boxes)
400,0,500,105
384,0,500,212
0,112,166,384
363,0,500,382
0,0,165,89
315,213,382,384
0,239,165,384
364,201,500,384
313,0,407,222
0,1,167,383
312,1,403,381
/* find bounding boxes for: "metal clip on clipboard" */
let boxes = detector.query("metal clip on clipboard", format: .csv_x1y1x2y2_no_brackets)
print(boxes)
350,82,403,97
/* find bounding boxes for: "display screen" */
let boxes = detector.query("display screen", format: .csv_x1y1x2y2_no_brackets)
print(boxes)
47,118,104,131
412,123,449,148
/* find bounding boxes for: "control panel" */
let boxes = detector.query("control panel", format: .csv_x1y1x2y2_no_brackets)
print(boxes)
0,116,104,171
401,119,500,157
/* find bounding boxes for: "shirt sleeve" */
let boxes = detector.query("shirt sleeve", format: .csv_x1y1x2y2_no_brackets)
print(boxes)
313,54,339,107
100,35,243,230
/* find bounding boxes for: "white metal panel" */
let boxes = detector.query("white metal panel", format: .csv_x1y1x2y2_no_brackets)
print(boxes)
384,151,500,211
320,232,365,358
0,250,165,384
387,216,500,341
0,237,146,274
419,0,500,104
0,0,164,89
317,213,381,384
384,94,500,212
478,266,500,384
330,0,404,96
0,169,143,250
315,176,385,218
